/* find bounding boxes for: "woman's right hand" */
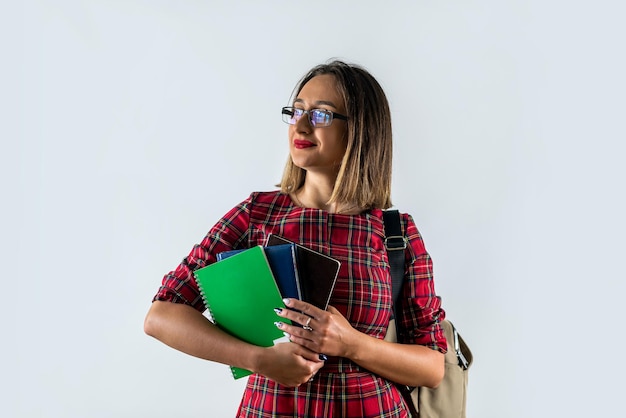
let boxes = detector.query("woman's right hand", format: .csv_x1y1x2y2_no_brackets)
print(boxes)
254,341,325,387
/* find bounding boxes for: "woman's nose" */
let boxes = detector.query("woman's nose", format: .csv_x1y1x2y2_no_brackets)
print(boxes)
294,110,313,132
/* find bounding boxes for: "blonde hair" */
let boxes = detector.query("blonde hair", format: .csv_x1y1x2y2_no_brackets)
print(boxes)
279,60,393,210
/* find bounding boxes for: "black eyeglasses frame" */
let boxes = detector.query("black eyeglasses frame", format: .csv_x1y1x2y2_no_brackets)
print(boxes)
281,106,348,127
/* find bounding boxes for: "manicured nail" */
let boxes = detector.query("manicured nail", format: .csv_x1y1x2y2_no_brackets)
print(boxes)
319,354,328,361
282,298,290,306
274,308,283,314
274,321,284,329
283,331,291,339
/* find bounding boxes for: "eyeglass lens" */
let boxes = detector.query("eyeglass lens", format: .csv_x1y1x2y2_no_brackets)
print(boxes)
282,107,333,127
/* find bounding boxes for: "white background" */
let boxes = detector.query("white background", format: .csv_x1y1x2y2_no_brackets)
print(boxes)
3,1,625,417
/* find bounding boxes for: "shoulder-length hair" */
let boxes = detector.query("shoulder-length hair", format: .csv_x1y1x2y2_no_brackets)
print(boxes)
278,60,393,210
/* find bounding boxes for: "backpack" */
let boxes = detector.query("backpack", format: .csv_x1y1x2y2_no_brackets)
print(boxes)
382,210,473,418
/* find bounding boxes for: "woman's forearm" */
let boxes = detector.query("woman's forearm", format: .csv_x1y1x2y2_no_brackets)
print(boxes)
144,301,325,386
346,331,445,388
144,301,263,372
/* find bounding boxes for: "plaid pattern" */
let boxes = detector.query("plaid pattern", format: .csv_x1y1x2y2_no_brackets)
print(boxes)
239,372,409,417
154,191,446,417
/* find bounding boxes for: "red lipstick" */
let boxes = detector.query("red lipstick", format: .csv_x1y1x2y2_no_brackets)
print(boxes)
294,139,315,149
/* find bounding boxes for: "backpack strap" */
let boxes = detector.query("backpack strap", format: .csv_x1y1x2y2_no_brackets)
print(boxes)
382,209,408,320
382,210,420,417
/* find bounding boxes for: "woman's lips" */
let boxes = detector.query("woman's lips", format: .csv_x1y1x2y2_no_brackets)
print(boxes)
294,139,316,149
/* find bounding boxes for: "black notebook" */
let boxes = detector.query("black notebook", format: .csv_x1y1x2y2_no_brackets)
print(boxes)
266,234,340,310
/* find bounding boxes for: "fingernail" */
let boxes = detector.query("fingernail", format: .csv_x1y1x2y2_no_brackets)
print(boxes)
319,354,328,361
274,321,284,329
283,298,290,306
283,331,291,339
274,308,283,314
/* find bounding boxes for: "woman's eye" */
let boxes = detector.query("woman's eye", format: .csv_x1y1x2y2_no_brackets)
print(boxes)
313,110,331,124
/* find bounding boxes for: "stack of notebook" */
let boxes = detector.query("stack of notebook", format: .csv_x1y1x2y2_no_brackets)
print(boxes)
193,235,340,379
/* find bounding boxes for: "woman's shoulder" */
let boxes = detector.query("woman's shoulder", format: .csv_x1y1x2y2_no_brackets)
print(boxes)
380,209,428,250
380,209,416,228
245,190,293,215
249,190,290,204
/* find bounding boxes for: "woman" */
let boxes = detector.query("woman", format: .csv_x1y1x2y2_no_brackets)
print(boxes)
144,60,446,417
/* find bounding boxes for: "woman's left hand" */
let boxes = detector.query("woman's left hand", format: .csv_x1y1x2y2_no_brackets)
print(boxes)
275,298,445,388
274,298,361,359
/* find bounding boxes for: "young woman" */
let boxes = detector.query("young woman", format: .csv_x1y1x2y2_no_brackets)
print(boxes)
144,60,446,417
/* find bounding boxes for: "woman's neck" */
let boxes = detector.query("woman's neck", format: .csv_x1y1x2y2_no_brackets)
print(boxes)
292,176,362,215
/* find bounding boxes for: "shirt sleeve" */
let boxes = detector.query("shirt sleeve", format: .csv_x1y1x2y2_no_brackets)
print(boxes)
152,194,255,312
396,213,447,354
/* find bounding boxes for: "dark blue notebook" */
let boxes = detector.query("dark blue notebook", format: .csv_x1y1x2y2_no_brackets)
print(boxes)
217,243,301,300
266,235,340,311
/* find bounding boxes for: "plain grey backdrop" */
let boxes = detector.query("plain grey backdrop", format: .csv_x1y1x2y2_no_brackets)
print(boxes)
4,0,625,417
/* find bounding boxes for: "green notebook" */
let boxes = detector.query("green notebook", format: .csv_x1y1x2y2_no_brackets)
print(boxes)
193,245,291,379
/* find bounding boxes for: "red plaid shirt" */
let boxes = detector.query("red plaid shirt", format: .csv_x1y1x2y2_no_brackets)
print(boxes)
154,191,446,417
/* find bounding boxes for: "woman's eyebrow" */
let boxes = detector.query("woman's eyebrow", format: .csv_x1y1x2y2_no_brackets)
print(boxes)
293,98,339,109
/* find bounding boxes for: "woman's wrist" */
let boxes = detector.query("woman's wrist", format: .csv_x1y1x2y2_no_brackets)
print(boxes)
341,328,370,362
243,345,269,375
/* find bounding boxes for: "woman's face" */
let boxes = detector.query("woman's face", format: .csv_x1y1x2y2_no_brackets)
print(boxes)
288,74,348,178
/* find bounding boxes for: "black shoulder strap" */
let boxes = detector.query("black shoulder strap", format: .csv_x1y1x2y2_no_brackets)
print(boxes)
383,210,422,411
382,210,407,318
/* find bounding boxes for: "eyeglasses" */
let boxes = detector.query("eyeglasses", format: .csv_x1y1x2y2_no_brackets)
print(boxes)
281,106,348,128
